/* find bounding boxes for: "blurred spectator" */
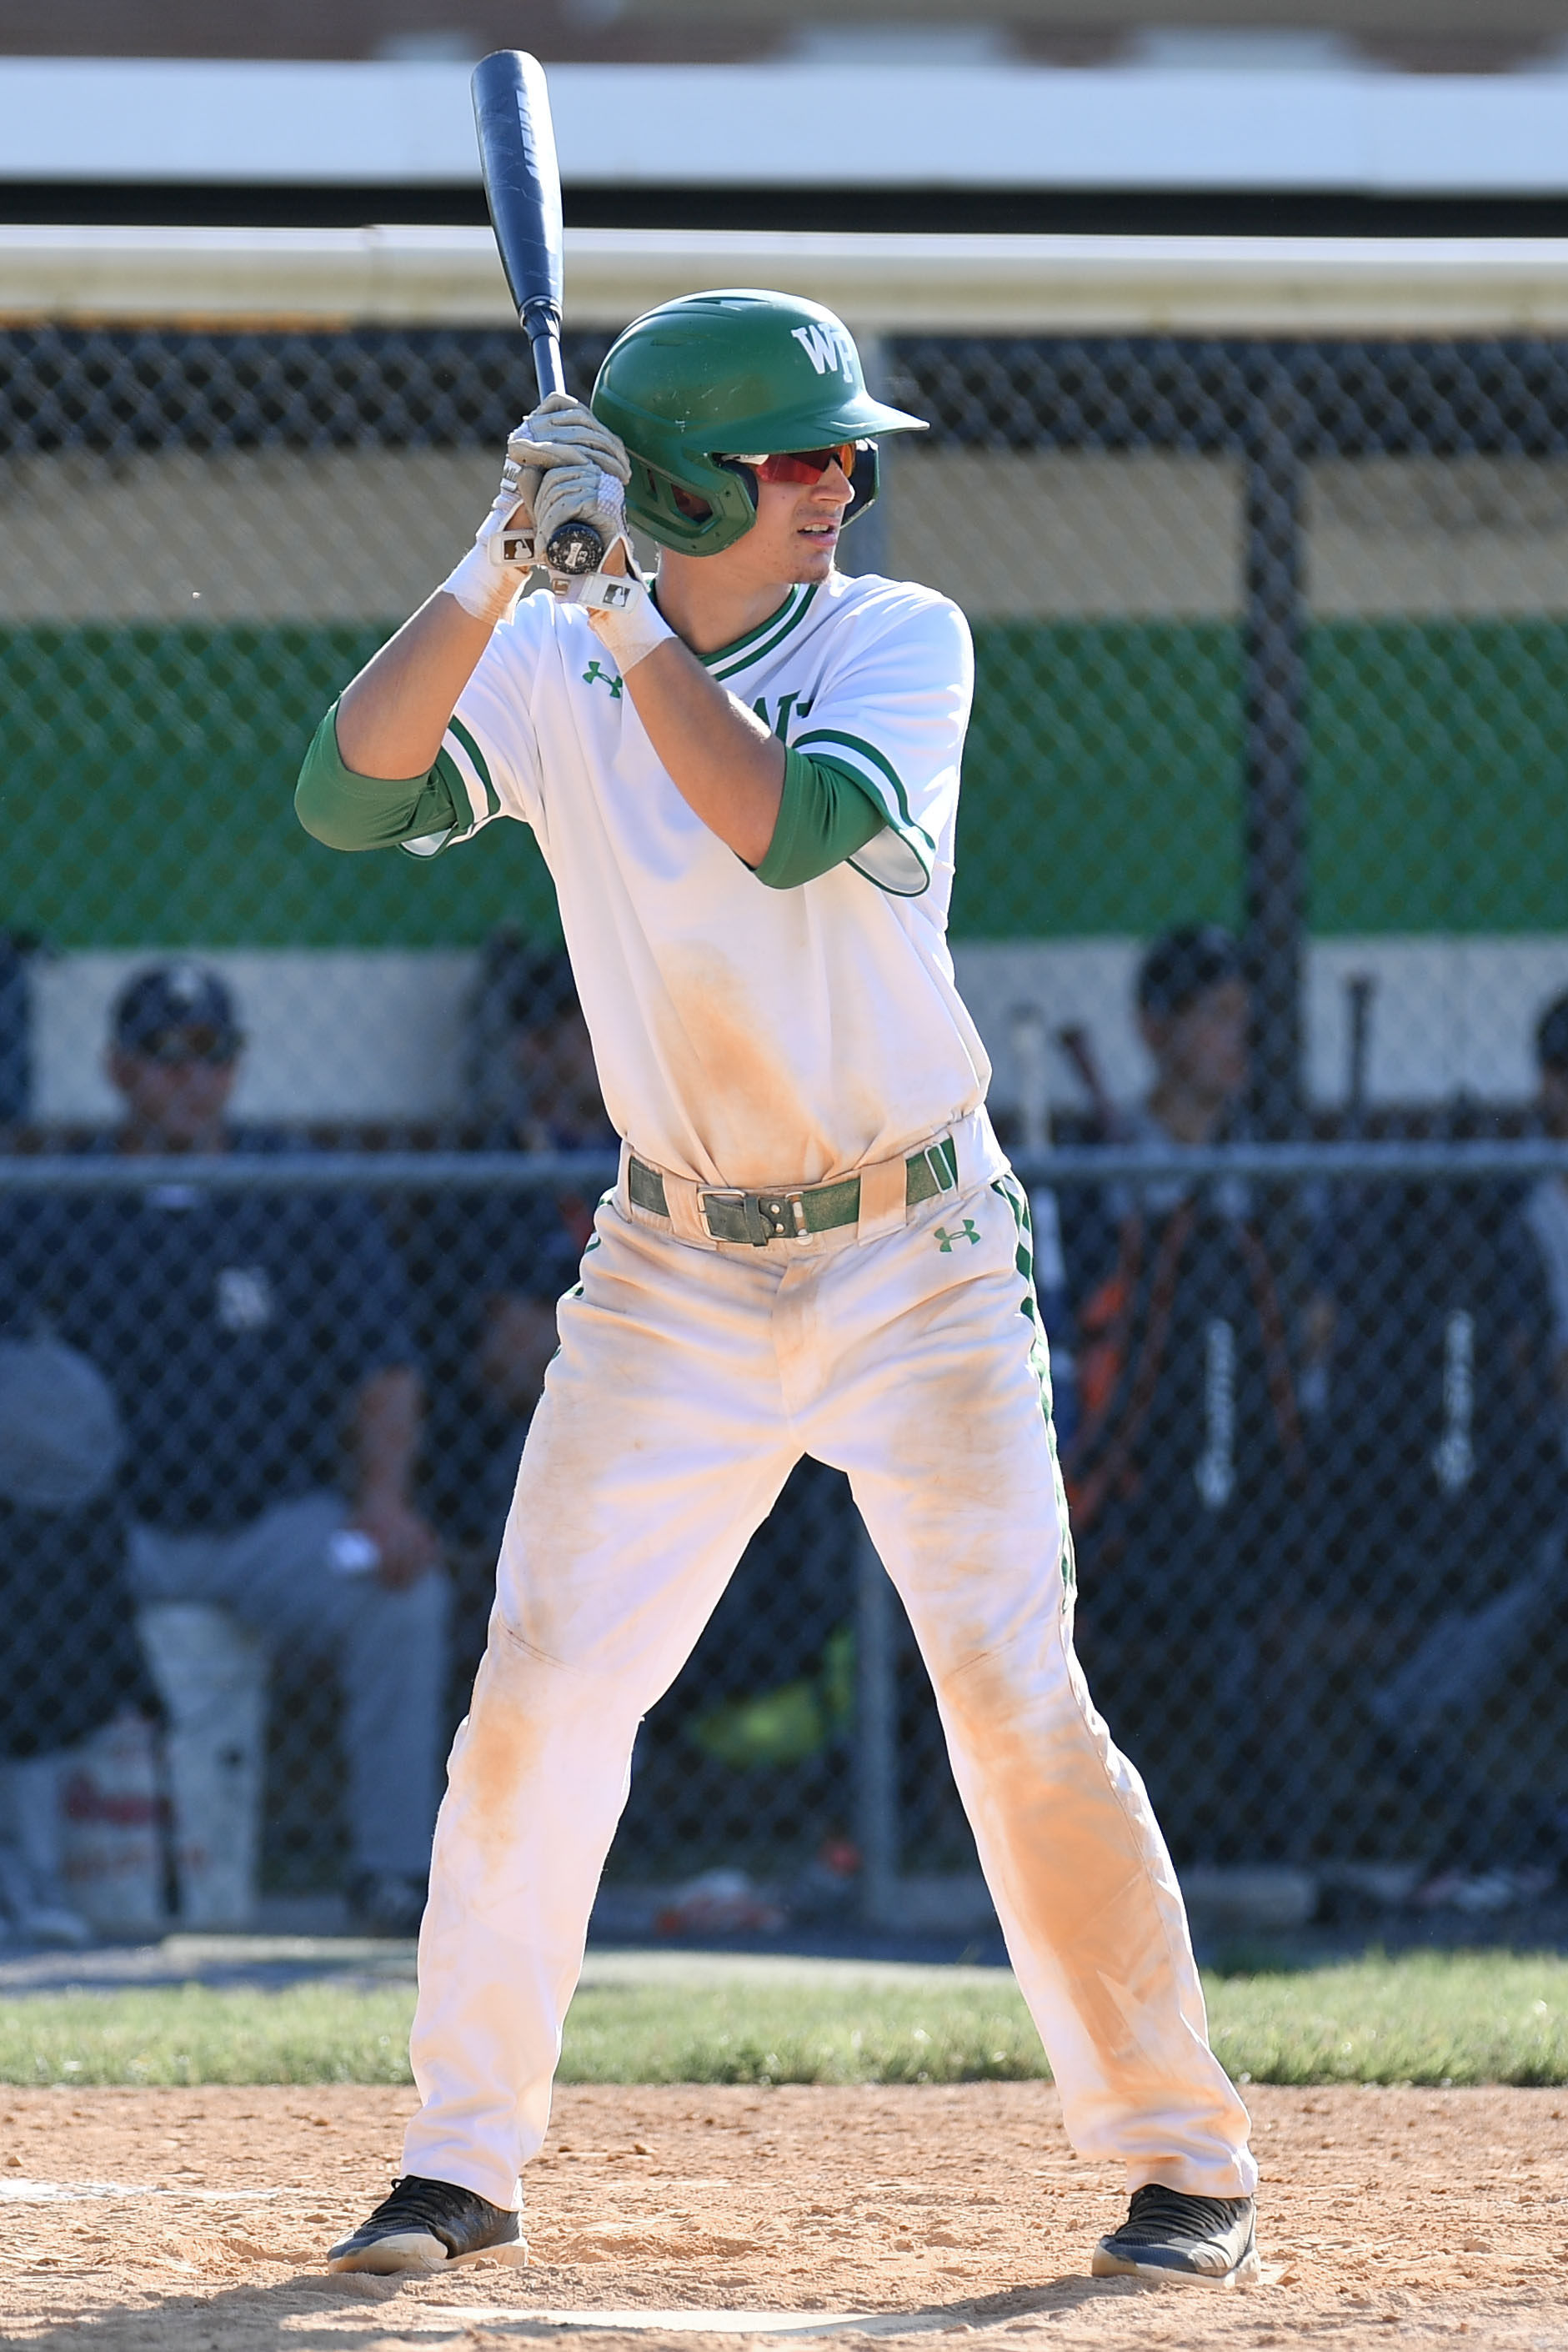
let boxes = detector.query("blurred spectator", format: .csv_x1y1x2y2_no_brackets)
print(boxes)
0,963,448,1935
1328,1000,1568,1903
1062,925,1306,1863
1524,993,1568,1439
0,1331,158,1943
1300,1003,1568,1898
412,945,614,1548
0,932,34,1127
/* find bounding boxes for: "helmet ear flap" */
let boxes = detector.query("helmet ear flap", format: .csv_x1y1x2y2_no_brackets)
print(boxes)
713,457,761,515
624,450,761,554
843,440,880,529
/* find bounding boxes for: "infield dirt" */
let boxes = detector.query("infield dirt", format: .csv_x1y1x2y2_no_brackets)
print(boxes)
0,2081,1563,2349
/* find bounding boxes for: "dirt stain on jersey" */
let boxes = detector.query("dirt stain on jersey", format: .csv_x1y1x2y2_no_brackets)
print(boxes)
654,945,840,1186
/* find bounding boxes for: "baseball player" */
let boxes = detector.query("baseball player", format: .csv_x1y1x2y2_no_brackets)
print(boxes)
298,290,1260,2287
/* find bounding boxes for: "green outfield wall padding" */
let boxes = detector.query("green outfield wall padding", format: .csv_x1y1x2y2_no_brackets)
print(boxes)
3,619,1565,948
1307,621,1568,936
0,625,561,950
954,621,1245,938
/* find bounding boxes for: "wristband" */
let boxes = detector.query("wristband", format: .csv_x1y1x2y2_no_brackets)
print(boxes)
573,567,676,674
440,524,535,626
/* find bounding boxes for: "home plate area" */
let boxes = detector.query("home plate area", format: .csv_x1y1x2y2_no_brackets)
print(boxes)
0,2082,1562,2349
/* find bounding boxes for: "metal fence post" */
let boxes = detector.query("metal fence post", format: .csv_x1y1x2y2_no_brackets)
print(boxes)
1243,354,1308,1138
854,1520,899,1927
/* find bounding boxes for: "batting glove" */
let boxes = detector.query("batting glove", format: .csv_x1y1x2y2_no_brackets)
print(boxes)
508,391,631,484
505,394,633,574
532,459,638,580
564,566,677,674
441,473,540,626
441,396,635,624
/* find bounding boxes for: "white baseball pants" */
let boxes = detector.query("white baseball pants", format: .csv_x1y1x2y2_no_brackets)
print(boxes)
403,1120,1255,2210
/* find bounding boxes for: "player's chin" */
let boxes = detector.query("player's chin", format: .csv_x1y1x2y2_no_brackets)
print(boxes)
792,528,840,577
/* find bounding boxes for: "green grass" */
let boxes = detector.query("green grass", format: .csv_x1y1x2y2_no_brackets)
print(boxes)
0,1981,418,2087
559,1976,1042,2089
1206,1949,1568,2090
4,1953,1568,2089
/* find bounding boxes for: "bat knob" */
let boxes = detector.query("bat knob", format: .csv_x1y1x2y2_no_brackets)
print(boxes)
545,520,604,576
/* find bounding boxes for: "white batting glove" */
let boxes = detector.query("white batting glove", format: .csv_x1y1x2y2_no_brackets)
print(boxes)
441,473,539,626
505,395,633,573
508,391,631,485
572,569,677,674
440,396,634,624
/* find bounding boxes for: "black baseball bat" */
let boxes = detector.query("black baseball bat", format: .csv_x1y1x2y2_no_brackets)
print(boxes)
471,50,604,579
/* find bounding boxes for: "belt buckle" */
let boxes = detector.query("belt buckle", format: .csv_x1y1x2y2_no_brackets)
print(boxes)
699,1187,806,1245
747,1190,807,1244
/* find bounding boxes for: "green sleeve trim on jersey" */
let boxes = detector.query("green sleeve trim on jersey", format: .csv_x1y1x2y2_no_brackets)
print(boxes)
294,704,469,855
754,749,887,890
447,713,502,820
790,725,934,897
793,726,935,854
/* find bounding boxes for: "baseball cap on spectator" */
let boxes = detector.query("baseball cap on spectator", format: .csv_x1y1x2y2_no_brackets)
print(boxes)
1137,925,1246,1018
112,962,244,1062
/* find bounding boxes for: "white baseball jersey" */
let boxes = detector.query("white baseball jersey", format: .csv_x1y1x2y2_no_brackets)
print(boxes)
432,569,991,1191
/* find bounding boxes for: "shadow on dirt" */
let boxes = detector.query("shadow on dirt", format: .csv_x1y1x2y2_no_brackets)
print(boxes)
16,2264,1172,2349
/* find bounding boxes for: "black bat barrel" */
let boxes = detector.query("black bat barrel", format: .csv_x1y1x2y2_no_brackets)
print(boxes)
472,49,564,384
471,51,601,570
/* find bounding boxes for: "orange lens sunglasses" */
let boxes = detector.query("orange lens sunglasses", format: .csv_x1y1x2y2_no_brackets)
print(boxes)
728,443,858,484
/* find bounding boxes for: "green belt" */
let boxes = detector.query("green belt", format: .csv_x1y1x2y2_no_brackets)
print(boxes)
628,1135,959,1246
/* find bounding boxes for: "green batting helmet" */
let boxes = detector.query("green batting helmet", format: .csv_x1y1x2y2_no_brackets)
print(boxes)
590,288,928,556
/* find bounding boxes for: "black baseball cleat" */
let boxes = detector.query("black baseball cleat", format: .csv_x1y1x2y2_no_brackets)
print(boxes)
327,2174,528,2274
1092,2184,1260,2287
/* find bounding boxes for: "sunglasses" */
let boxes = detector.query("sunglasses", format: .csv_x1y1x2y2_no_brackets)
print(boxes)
725,442,859,484
133,1028,239,1067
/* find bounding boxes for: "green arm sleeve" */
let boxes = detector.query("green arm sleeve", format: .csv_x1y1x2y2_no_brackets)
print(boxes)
753,746,889,890
294,702,469,854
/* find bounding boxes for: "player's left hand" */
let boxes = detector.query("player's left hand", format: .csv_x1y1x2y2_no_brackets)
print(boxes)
349,1492,443,1591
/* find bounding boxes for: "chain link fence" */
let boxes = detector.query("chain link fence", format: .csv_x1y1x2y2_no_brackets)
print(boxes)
3,310,1568,1940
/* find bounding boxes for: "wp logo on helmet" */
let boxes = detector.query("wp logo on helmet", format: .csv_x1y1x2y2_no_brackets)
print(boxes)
791,323,857,379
